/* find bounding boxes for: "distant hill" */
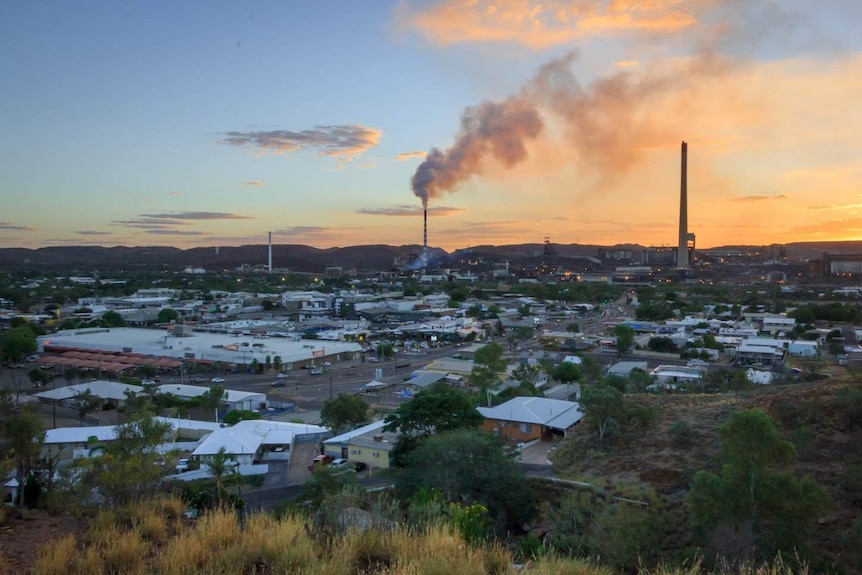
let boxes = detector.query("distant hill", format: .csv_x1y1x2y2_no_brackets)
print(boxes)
1,239,861,272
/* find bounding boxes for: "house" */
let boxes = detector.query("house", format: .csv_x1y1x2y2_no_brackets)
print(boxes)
42,417,222,462
33,380,142,409
191,419,328,466
649,365,705,389
787,340,819,358
608,361,649,377
477,396,584,443
322,419,399,470
156,384,267,412
734,341,785,366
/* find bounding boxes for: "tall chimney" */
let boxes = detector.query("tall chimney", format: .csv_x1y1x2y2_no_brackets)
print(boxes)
422,208,428,276
677,141,689,269
268,231,273,273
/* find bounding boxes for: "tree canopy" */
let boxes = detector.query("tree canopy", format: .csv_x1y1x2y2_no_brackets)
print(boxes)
383,382,483,438
394,429,533,533
688,409,827,564
469,343,507,402
320,394,370,434
1,325,37,362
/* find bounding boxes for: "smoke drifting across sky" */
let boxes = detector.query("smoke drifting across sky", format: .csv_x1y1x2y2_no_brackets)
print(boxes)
409,0,803,210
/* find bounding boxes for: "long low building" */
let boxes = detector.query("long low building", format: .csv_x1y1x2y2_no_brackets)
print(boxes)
156,383,267,412
39,327,362,370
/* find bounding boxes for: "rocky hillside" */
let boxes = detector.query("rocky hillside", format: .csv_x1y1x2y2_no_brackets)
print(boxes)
551,379,862,572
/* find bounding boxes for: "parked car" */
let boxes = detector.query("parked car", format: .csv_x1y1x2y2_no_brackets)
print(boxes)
276,373,288,379
175,458,190,473
330,458,351,470
308,454,334,471
368,357,379,363
270,380,286,387
211,377,225,383
353,461,368,472
309,368,322,376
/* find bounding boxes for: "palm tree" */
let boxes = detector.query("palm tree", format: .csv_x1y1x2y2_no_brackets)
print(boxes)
203,447,232,507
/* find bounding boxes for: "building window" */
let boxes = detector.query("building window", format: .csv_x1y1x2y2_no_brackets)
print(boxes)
520,423,532,434
498,421,505,427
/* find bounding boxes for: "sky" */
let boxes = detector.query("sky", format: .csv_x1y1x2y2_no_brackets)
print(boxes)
2,0,861,252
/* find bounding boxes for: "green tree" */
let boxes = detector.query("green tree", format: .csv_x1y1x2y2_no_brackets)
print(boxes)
688,409,828,564
73,389,101,425
0,400,45,508
579,384,626,442
612,324,635,355
157,308,179,323
377,342,394,360
200,385,226,422
395,429,533,534
101,310,126,327
273,355,283,372
0,326,37,362
222,409,263,425
320,394,370,434
85,412,172,506
384,383,483,438
27,367,53,388
512,363,544,387
469,342,507,404
552,361,582,385
203,446,235,507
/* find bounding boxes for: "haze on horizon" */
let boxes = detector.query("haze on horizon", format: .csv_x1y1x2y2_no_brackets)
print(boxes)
2,1,861,253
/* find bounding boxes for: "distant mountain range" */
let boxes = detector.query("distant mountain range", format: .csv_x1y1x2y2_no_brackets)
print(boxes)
0,240,860,273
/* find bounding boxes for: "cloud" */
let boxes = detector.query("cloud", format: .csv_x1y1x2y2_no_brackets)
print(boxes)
616,60,639,68
111,218,188,229
75,230,112,236
809,203,862,211
731,194,788,202
0,222,35,231
357,205,465,217
276,226,332,237
144,230,210,236
397,0,699,49
243,181,265,186
395,151,428,161
140,211,254,220
218,125,382,157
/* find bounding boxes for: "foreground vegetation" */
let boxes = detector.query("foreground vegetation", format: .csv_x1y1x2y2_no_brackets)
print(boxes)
0,497,824,575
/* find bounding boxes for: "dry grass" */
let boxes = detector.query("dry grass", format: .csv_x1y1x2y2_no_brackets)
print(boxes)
24,496,818,575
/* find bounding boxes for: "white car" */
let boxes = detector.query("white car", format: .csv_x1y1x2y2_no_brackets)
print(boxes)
175,458,190,473
211,377,225,383
330,458,351,470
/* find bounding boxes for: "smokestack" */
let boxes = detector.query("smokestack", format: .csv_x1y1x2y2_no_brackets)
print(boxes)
268,231,273,273
422,208,428,276
677,141,689,269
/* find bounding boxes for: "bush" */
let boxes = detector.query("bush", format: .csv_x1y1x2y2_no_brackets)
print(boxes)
667,420,695,447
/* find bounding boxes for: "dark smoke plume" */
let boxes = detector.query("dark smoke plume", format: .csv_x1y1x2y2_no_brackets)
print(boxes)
411,95,543,208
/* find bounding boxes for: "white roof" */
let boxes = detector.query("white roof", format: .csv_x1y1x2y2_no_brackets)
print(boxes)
33,380,141,402
45,417,221,445
324,420,386,445
477,397,583,430
192,419,328,457
45,425,119,444
562,355,583,365
156,383,265,403
40,327,361,365
650,365,704,379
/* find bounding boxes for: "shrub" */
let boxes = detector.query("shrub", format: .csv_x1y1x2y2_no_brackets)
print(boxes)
667,420,695,447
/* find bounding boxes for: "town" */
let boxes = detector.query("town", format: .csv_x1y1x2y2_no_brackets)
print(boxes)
1,248,861,572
